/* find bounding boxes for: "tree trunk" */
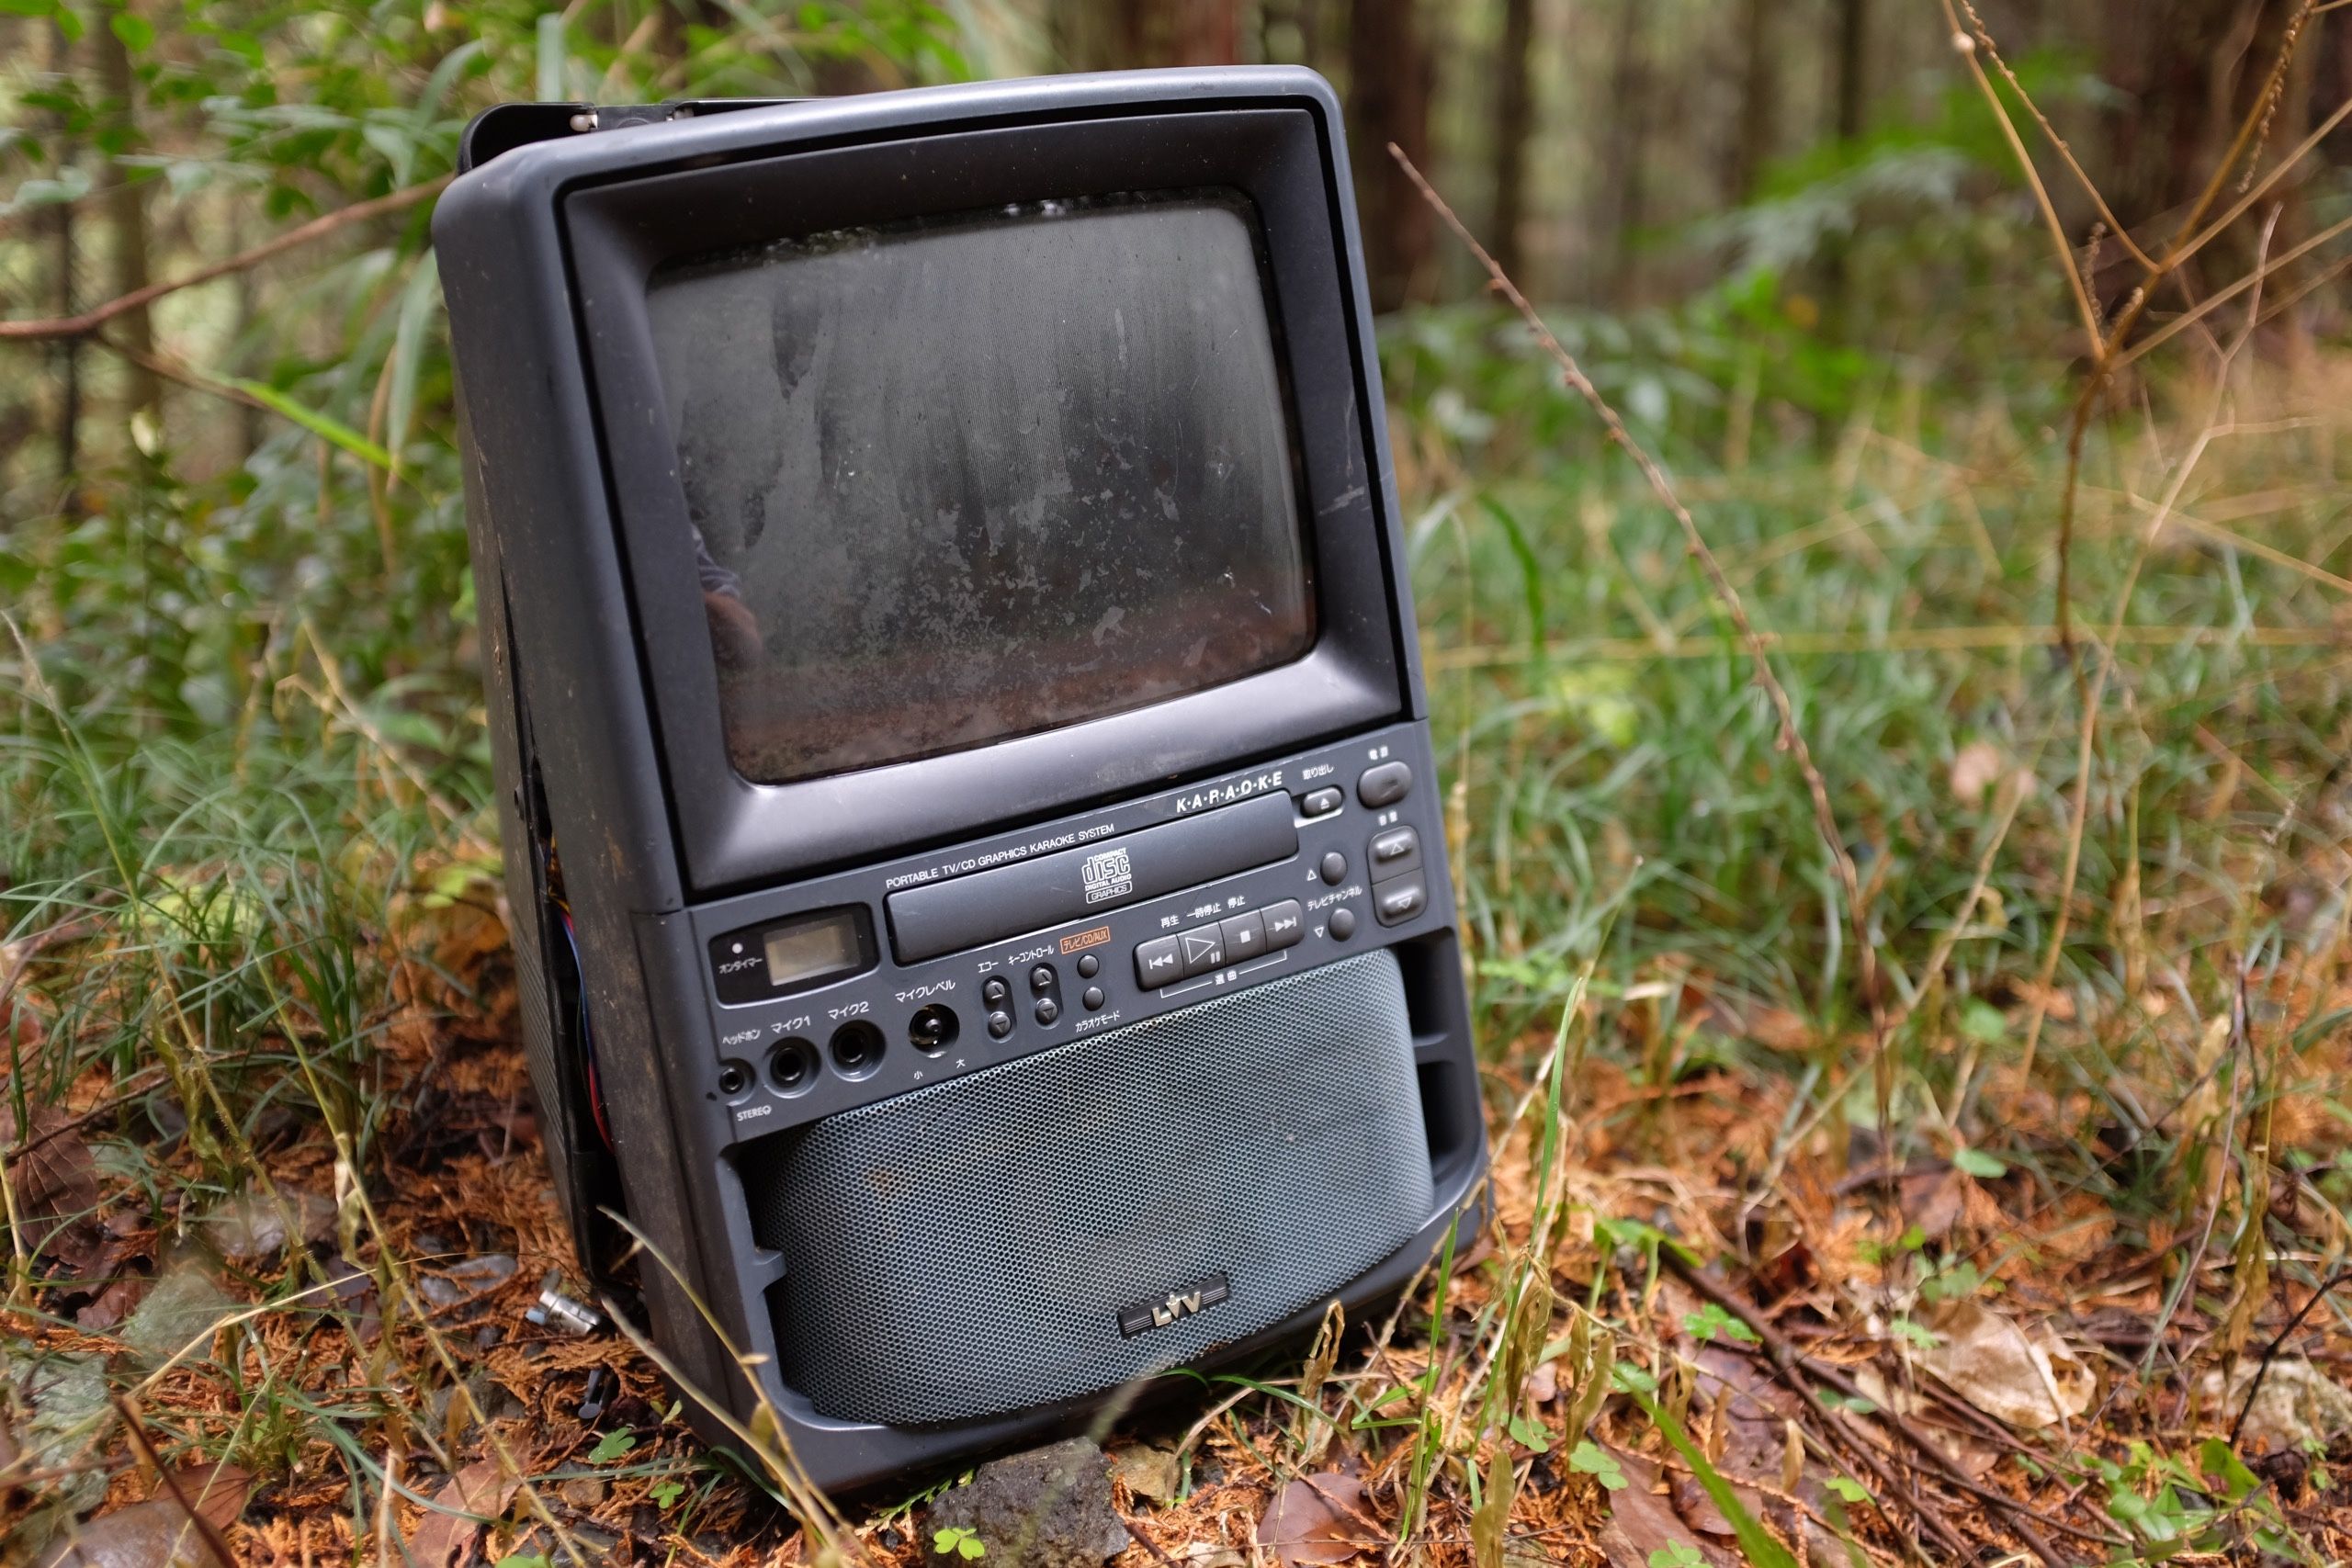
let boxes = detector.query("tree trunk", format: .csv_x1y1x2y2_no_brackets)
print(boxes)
92,16,159,420
1728,0,1776,201
1830,0,1869,142
2098,0,2267,231
1348,0,1435,310
1166,0,1241,63
1490,0,1537,280
1600,0,1647,303
1063,0,1238,68
43,17,80,488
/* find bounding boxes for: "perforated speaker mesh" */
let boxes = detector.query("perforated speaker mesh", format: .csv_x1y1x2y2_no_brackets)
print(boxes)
741,949,1433,1426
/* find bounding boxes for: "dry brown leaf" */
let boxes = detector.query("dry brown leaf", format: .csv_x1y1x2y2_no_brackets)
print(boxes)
1901,1168,1965,1241
5,1106,100,1255
38,1497,234,1568
1950,739,2006,806
153,1461,254,1532
1254,1472,1374,1567
404,1459,519,1568
1597,1446,1728,1568
1740,1003,1814,1053
1917,1301,2094,1429
75,1274,152,1333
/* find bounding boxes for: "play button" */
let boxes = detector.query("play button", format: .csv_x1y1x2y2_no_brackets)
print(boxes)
1180,928,1227,977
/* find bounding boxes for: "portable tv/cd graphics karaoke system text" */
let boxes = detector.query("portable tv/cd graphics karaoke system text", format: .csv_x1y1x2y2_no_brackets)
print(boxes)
437,67,1488,1492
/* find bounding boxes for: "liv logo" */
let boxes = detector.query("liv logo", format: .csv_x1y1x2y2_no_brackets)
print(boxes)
1116,1272,1230,1337
1080,847,1134,904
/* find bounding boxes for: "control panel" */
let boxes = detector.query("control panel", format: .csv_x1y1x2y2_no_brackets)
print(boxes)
684,719,1450,1141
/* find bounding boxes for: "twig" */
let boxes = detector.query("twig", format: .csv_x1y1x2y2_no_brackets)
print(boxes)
1118,1512,1186,1568
0,177,449,342
111,1395,239,1568
3,1066,167,1161
1389,141,1891,1086
1667,1257,2094,1562
1951,0,2154,270
2016,208,2278,1082
1939,11,2101,346
2229,1268,2352,1447
2026,0,2315,658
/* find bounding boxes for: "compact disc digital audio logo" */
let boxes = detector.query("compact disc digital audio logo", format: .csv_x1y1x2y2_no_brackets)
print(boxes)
1081,847,1135,904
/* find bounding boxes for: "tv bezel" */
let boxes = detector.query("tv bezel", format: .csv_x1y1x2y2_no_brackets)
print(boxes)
559,98,1412,896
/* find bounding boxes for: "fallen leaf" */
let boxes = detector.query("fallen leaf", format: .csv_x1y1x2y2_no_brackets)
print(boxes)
1949,740,2007,806
34,1497,233,1568
151,1461,254,1533
1738,1003,1814,1053
405,1460,520,1568
1851,1369,1999,1478
1594,1446,1725,1568
1900,1168,1965,1241
1255,1472,1374,1567
4,1106,102,1269
1917,1301,2094,1429
2202,1359,2352,1454
74,1274,152,1334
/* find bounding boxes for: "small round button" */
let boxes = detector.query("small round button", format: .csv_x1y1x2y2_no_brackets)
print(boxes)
1030,964,1057,993
1083,987,1105,1010
1035,998,1060,1025
1077,953,1100,979
1320,852,1348,885
1329,907,1357,941
982,976,1010,1006
987,1010,1013,1038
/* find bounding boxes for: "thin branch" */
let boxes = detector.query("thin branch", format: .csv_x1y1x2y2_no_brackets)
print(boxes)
1667,1258,2095,1562
2174,95,2352,276
2018,211,2276,1082
1939,5,2101,347
2231,1269,2352,1446
1389,145,1890,1074
2113,207,2352,373
0,176,448,343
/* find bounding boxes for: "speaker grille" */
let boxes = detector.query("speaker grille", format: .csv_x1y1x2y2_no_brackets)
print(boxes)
741,949,1434,1426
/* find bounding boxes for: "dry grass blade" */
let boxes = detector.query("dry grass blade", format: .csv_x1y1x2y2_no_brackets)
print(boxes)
1387,144,1888,1073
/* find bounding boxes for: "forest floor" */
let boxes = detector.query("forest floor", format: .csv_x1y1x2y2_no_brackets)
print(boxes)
11,344,2352,1567
10,856,2352,1568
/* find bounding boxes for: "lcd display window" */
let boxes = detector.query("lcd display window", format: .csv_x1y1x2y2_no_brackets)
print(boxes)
647,194,1317,784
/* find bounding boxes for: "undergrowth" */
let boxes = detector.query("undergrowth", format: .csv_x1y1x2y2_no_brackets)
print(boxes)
6,8,2352,1566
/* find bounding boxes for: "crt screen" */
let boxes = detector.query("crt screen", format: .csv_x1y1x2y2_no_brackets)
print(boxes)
646,194,1316,784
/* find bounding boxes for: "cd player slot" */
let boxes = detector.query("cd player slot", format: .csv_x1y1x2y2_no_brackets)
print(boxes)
886,793,1299,963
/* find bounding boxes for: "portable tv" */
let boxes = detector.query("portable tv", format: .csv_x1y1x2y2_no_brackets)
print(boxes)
437,68,1487,1492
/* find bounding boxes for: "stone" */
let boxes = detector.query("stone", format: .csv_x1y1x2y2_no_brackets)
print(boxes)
119,1256,237,1368
927,1438,1129,1568
3,1348,111,1562
1110,1443,1181,1505
419,1252,517,1309
203,1190,332,1262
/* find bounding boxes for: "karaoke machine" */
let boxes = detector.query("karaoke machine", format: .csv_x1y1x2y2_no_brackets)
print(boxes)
436,67,1487,1493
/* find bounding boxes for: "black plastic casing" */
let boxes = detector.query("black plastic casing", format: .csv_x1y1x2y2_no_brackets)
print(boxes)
436,68,1487,1495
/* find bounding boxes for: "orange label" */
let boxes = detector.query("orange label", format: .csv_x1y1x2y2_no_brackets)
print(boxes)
1059,925,1113,954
